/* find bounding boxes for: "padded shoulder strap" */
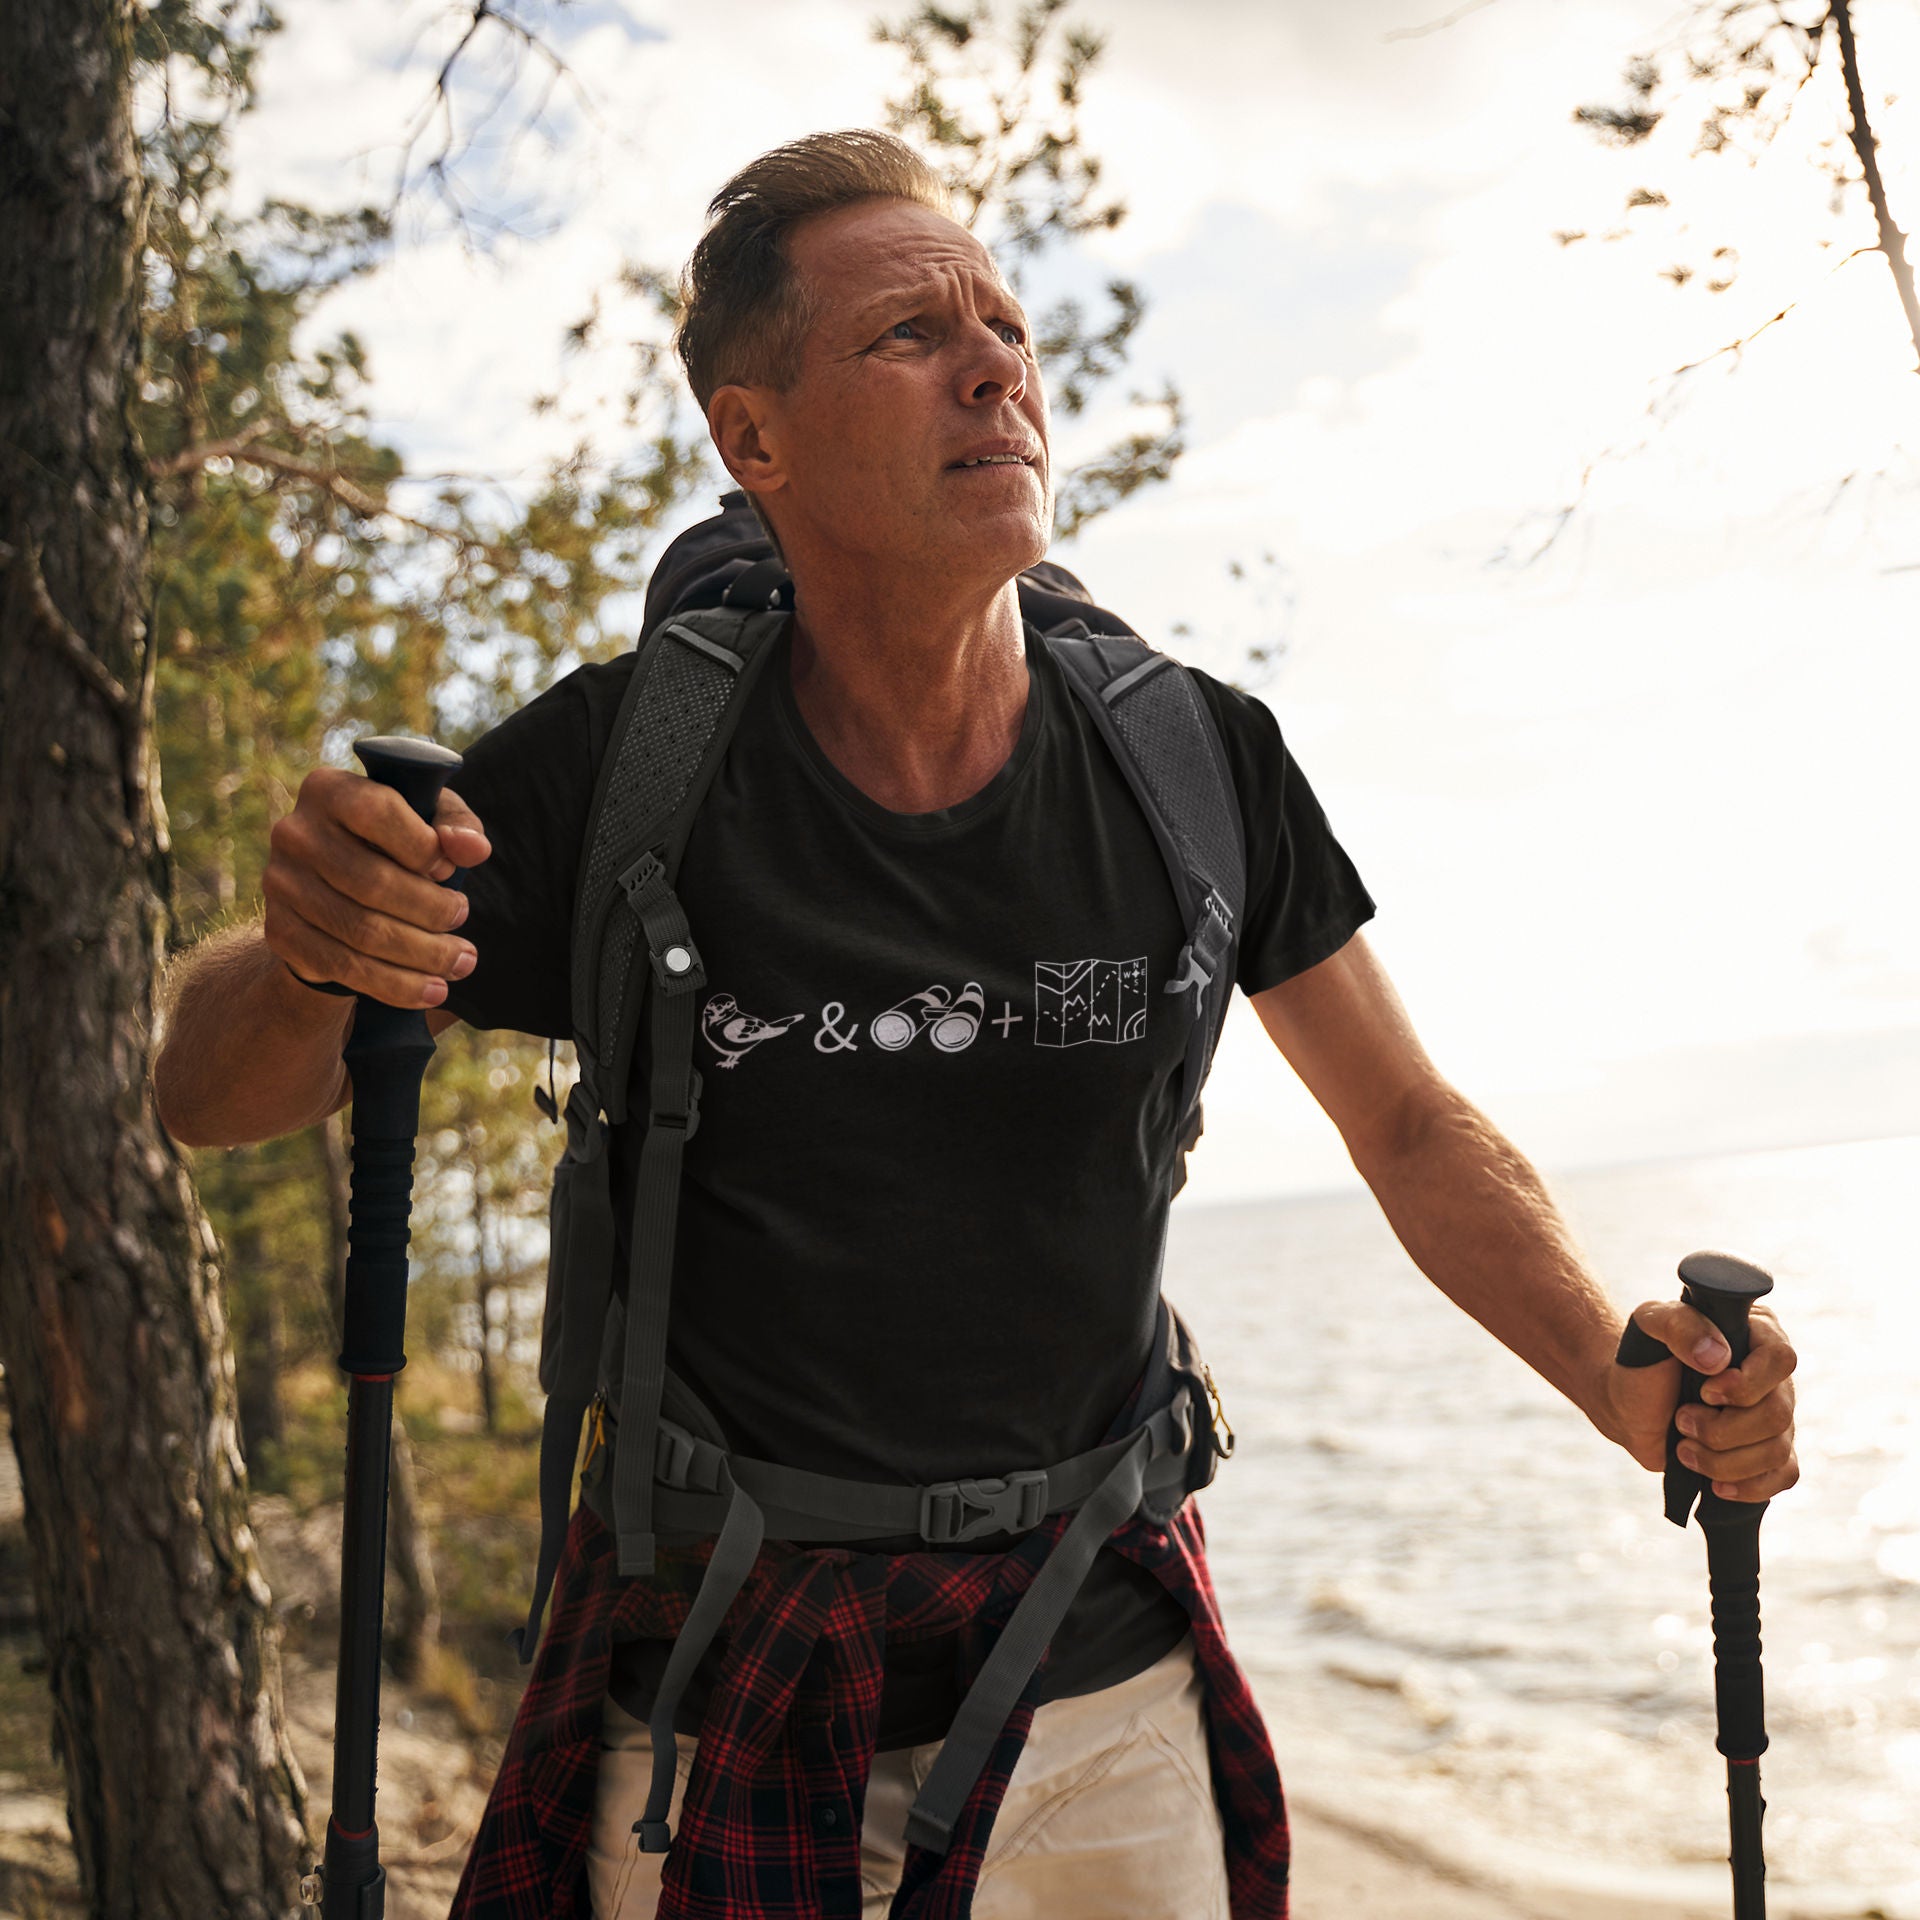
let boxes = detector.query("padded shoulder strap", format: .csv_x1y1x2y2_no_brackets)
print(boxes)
571,606,786,1123
1045,634,1245,1190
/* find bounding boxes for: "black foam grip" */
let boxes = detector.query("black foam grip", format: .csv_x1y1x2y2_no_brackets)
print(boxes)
338,1136,416,1376
1701,1508,1769,1760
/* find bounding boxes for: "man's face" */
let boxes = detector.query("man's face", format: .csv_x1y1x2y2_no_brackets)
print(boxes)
721,195,1053,590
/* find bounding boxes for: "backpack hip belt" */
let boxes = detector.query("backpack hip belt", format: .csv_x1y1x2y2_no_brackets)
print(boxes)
575,1288,1219,1858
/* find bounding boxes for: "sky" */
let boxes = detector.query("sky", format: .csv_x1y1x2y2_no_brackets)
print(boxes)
219,0,1920,1201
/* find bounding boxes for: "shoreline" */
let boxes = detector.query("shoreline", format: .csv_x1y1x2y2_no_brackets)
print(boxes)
1283,1785,1916,1920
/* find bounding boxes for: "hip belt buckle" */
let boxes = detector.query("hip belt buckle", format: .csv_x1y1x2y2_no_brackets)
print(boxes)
920,1470,1048,1545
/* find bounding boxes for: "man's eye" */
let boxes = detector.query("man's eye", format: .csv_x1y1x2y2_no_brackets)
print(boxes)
995,322,1025,347
885,321,917,341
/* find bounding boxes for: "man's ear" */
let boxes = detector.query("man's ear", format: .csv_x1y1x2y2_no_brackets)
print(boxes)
707,385,787,507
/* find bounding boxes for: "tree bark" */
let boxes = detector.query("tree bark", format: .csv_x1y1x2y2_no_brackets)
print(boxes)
0,3,311,1912
232,1202,286,1463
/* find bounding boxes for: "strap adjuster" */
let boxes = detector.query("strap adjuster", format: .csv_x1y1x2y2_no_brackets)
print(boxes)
919,1470,1048,1545
1165,888,1234,1008
651,1067,702,1141
655,1422,697,1490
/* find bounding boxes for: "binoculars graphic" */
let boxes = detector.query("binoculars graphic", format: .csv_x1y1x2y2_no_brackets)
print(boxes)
869,981,986,1054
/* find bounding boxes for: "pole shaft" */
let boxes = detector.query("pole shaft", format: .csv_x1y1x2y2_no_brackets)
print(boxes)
1728,1761,1766,1919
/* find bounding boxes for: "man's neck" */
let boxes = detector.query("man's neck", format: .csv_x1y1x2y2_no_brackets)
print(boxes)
786,567,1030,816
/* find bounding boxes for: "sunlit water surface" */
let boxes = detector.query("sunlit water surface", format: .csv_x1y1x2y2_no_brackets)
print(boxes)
1169,1135,1920,1912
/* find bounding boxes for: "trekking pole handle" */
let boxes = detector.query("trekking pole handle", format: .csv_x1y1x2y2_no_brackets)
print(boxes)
353,733,464,830
1676,1250,1774,1372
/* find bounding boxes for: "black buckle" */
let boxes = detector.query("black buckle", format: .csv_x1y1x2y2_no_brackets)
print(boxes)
919,1470,1048,1545
635,1818,672,1854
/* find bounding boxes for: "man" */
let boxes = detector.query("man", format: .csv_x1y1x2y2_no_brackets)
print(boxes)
155,130,1798,1919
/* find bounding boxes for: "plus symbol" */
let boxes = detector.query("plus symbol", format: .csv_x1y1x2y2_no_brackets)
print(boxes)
993,1002,1024,1039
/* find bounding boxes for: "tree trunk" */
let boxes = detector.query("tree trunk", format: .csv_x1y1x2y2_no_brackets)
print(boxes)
233,1212,286,1464
383,1414,441,1683
1832,0,1920,372
0,2,311,1913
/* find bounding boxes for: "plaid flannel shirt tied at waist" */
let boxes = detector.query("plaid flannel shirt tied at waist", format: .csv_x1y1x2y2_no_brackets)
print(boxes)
447,1459,1291,1920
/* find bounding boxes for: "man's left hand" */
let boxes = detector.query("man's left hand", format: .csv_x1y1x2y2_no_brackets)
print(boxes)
1602,1301,1799,1502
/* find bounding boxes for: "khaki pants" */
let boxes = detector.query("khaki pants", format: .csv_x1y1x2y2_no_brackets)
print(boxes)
588,1633,1230,1919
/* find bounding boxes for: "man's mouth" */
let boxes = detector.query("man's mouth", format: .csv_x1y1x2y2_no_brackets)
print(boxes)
954,453,1030,468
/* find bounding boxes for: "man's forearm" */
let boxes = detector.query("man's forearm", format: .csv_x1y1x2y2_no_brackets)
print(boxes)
1354,1089,1626,1443
154,923,354,1147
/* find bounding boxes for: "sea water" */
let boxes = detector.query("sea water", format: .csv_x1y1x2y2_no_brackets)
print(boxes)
1170,1134,1920,1914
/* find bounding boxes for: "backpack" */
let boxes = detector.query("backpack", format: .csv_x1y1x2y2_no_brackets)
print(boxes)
513,492,1246,1856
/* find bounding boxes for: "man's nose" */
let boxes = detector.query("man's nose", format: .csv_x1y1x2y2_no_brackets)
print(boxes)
962,324,1028,405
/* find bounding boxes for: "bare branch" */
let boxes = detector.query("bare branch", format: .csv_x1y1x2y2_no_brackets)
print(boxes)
0,537,134,716
1496,241,1881,565
153,427,521,565
354,0,600,249
1383,0,1499,44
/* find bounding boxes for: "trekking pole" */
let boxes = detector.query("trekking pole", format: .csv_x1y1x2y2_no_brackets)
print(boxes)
1617,1250,1775,1920
299,736,463,1920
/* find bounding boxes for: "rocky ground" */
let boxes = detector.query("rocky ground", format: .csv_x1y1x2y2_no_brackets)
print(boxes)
0,1488,521,1920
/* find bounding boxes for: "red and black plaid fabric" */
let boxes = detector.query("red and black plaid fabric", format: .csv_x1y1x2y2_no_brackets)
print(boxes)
447,1492,1288,1919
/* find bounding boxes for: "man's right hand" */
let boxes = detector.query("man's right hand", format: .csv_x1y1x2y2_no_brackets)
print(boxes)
263,767,492,1009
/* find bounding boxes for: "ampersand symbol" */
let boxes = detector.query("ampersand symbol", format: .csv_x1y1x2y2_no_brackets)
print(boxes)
814,1001,860,1053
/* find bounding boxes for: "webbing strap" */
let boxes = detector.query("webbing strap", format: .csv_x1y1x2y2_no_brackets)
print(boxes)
903,1405,1180,1855
511,1085,616,1663
611,859,706,1577
645,1411,1193,1545
635,1474,766,1853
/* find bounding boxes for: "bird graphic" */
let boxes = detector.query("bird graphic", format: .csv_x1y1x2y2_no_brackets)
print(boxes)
701,994,805,1069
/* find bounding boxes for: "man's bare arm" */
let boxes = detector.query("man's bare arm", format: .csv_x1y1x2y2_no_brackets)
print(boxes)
153,765,489,1149
154,925,462,1147
1250,934,1798,1500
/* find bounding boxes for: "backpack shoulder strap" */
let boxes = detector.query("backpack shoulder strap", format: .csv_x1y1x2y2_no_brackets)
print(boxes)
1044,632,1245,1192
514,602,786,1656
570,604,786,1124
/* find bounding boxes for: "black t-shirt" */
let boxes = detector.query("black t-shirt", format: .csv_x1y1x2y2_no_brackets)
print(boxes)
443,617,1375,1744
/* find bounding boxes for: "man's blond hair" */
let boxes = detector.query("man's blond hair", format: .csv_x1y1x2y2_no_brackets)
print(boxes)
676,129,954,409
